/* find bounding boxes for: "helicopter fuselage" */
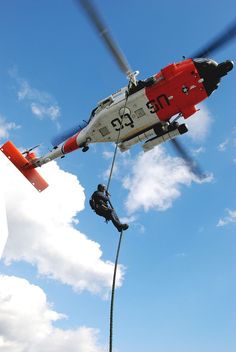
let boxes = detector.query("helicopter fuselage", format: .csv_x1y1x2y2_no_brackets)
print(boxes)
1,57,233,192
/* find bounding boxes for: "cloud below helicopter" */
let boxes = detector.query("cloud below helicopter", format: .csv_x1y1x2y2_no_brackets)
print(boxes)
122,146,213,214
0,150,123,296
0,275,104,352
102,104,213,215
102,145,212,215
181,104,213,142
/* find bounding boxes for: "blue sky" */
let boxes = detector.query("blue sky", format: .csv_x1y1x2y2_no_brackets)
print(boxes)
0,1,236,351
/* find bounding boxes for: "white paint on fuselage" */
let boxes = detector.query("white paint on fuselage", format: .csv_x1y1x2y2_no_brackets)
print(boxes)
79,87,160,145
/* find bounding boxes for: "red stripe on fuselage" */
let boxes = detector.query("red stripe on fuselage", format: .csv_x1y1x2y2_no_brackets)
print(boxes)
145,59,208,121
63,133,80,154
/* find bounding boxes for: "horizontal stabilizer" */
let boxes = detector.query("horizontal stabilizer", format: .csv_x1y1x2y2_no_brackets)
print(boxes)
1,141,48,192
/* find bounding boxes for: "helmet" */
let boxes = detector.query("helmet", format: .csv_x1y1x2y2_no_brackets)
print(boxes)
97,184,106,192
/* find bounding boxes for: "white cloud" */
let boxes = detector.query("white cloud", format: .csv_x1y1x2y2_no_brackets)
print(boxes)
9,68,60,122
0,182,8,260
0,117,20,140
217,139,229,152
0,275,104,352
217,209,236,227
122,146,212,214
102,151,114,160
31,103,60,121
183,104,213,142
102,147,120,181
119,215,136,224
102,148,131,182
119,215,146,234
101,106,214,216
192,146,205,155
175,252,188,258
0,151,123,295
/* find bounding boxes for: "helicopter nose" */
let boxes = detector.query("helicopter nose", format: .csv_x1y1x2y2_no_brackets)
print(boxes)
217,60,234,77
193,58,234,96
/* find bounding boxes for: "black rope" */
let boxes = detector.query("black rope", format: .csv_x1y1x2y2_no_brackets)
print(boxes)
106,81,132,351
106,82,132,193
109,229,123,352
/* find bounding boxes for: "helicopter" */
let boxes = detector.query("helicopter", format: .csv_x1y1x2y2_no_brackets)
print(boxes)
0,0,235,192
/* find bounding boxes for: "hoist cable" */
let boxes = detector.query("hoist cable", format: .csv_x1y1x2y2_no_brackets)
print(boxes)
109,229,123,352
106,81,132,193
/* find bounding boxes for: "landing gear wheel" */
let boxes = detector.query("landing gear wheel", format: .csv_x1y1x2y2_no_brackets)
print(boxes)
167,121,179,132
81,138,91,152
82,146,89,152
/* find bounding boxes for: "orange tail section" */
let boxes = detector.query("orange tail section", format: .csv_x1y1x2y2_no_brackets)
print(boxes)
1,141,48,192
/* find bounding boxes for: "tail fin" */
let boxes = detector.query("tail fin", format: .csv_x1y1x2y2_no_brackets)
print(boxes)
1,141,48,192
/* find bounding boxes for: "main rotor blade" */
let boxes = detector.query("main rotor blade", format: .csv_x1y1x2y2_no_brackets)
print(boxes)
51,125,80,147
76,0,132,76
171,138,205,180
51,120,89,147
191,19,236,58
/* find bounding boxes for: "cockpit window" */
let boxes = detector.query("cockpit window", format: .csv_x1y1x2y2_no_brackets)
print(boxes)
88,107,98,123
193,57,218,67
193,58,218,66
193,58,209,63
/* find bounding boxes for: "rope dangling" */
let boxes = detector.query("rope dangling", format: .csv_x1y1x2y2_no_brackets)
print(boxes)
109,229,123,352
107,82,132,351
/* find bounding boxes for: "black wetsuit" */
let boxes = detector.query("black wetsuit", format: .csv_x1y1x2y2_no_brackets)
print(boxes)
91,191,123,231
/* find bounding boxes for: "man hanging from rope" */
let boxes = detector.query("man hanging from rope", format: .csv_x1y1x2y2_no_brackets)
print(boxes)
90,184,129,232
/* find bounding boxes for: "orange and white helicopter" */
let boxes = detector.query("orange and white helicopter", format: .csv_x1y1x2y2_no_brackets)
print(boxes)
1,0,235,192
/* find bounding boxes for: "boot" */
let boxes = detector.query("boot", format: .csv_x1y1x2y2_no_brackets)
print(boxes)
121,223,129,231
116,223,128,232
